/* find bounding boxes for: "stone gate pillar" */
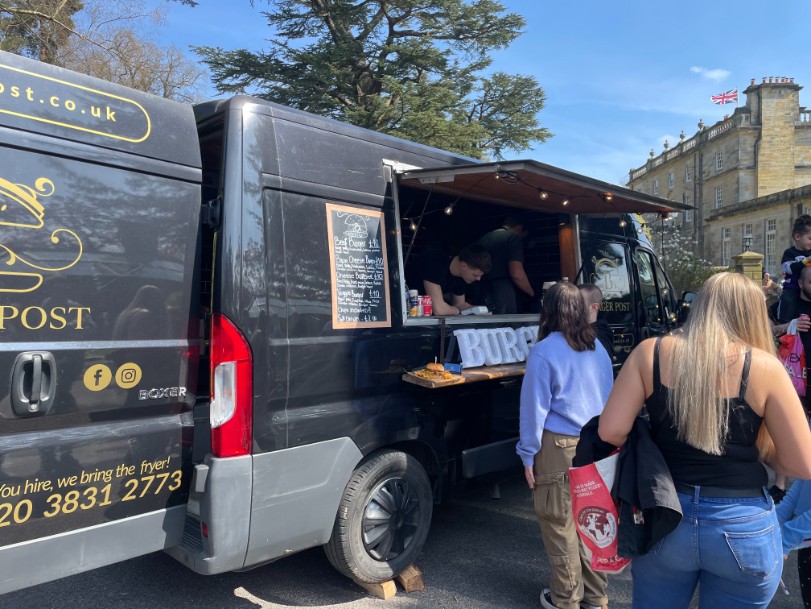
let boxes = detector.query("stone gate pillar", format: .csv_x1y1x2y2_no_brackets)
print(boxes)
732,250,764,281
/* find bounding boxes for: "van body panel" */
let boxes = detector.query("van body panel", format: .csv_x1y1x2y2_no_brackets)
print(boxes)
166,455,252,574
244,438,363,565
0,505,186,594
0,50,200,594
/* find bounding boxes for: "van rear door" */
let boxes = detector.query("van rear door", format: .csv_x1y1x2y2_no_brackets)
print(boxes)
0,51,201,594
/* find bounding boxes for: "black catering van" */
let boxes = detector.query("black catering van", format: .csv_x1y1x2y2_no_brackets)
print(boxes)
0,50,689,593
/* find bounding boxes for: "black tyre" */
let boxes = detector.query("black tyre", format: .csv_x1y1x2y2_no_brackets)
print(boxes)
324,450,433,583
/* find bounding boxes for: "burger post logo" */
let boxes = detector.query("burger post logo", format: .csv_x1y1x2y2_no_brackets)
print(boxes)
0,175,89,332
0,61,151,143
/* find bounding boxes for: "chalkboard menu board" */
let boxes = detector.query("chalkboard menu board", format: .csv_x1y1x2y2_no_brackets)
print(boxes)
326,203,391,329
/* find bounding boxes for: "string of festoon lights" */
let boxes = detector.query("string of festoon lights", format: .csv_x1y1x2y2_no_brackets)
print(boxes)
494,168,622,226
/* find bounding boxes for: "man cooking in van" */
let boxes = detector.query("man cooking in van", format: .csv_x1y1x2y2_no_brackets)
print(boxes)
476,215,534,314
420,244,492,315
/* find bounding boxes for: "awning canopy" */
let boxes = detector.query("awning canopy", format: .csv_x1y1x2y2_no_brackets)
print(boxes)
397,160,692,215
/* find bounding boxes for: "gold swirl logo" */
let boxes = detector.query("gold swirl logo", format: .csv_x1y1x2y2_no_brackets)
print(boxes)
0,176,83,293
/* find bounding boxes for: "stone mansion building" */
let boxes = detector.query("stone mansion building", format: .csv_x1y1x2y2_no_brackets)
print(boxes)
627,76,811,276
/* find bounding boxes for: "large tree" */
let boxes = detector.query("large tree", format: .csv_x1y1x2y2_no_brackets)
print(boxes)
196,0,550,158
0,0,206,101
59,2,206,102
0,0,84,63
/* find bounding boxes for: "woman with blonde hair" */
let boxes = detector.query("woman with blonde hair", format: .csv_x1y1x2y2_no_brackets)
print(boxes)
599,272,811,609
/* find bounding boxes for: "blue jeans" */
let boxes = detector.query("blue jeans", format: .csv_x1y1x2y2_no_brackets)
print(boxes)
631,486,781,609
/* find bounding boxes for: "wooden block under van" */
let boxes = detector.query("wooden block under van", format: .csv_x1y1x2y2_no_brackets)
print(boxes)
396,564,425,593
354,579,397,600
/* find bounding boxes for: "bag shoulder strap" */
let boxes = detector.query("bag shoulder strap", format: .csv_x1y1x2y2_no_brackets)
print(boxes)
653,336,664,390
738,349,752,400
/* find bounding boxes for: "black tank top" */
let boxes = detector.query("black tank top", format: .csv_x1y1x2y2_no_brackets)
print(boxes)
646,337,767,488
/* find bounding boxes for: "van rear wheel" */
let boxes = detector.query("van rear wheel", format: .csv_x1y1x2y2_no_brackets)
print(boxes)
325,450,432,583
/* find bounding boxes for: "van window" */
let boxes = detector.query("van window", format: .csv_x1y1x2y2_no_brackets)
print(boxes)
580,241,633,326
652,255,676,324
634,249,663,324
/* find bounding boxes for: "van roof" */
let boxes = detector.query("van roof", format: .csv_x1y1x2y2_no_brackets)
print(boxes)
0,51,200,169
397,160,693,215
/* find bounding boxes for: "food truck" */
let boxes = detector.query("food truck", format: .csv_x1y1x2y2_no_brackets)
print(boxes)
0,50,690,593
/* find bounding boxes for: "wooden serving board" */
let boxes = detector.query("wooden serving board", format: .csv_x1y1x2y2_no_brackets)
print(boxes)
458,363,526,381
402,363,526,388
402,370,465,388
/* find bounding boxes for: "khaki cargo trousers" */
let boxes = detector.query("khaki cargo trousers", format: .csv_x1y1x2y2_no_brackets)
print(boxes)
533,429,608,609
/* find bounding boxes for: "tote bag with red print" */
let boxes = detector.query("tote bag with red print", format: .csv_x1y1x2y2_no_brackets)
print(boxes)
778,319,807,397
569,451,631,573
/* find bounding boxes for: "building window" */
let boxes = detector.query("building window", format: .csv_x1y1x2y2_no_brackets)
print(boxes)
653,179,659,195
668,172,674,189
715,151,723,171
715,185,723,209
685,209,693,222
765,219,777,273
743,223,752,237
685,165,692,182
722,227,731,267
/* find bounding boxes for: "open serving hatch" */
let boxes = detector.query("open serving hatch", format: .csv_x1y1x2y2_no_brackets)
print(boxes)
396,159,692,215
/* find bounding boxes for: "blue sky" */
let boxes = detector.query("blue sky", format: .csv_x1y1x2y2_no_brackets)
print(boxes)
144,0,811,185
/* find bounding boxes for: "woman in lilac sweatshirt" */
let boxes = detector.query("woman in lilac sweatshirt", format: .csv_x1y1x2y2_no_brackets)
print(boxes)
517,282,614,609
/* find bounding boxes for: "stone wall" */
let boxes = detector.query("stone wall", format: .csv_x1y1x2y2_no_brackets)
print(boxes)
706,185,811,275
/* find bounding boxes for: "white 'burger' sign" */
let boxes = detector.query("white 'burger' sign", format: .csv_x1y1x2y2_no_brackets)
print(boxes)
454,326,539,369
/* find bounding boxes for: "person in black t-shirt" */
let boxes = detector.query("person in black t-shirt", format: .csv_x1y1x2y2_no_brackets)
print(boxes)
476,216,534,314
777,214,811,322
419,244,491,315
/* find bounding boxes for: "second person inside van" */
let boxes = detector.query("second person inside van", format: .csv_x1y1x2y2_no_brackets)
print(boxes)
420,244,492,315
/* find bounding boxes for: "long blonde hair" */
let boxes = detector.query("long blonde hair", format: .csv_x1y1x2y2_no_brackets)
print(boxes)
668,272,775,455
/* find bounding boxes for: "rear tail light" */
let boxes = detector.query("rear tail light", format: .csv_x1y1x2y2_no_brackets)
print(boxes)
209,313,252,457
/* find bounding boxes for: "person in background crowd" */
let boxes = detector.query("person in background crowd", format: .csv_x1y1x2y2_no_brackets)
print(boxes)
476,215,534,314
599,272,811,609
517,282,613,609
419,243,491,315
762,271,781,312
579,283,615,363
777,214,811,322
771,265,811,503
777,464,811,608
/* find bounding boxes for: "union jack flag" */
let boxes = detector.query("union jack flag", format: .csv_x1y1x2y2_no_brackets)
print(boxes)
710,88,738,105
